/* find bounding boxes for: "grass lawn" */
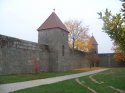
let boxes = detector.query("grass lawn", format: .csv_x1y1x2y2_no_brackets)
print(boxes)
11,68,125,93
0,70,88,84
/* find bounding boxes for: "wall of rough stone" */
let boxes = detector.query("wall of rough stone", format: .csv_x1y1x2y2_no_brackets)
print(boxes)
0,34,89,75
0,47,2,73
38,28,90,71
0,34,49,75
99,53,125,67
68,50,89,70
38,28,68,46
0,47,37,74
50,48,89,71
3,33,125,74
38,28,70,71
1,33,124,75
3,33,124,75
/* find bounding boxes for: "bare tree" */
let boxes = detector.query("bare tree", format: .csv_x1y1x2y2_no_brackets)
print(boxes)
64,20,89,51
86,53,99,68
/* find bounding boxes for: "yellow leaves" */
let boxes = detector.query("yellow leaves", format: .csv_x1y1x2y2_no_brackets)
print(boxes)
113,45,125,62
70,38,94,52
87,39,94,50
65,19,96,52
65,19,89,50
74,39,84,49
114,53,125,62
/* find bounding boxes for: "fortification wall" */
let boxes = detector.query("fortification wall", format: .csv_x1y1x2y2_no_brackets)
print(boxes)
98,53,125,67
0,34,49,75
0,34,89,75
68,50,89,70
2,34,121,75
1,34,124,75
56,49,89,71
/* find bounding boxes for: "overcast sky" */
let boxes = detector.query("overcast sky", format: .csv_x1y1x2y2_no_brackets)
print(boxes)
0,0,122,53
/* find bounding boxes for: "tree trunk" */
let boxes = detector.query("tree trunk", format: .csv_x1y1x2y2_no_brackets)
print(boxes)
73,38,75,50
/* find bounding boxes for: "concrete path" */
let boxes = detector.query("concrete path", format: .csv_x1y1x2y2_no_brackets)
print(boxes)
0,69,108,93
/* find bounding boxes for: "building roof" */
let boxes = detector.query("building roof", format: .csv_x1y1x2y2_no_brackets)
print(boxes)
90,36,98,45
37,12,68,32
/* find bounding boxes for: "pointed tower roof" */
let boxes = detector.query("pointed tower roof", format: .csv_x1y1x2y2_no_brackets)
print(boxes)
37,12,68,32
90,35,98,45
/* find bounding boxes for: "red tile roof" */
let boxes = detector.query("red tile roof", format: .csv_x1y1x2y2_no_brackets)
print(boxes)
37,12,68,32
90,36,98,45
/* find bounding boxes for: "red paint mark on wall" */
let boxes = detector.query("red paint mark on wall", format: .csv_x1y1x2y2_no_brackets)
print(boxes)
32,56,40,73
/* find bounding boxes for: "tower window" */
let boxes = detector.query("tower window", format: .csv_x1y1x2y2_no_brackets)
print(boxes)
62,45,64,56
95,51,97,54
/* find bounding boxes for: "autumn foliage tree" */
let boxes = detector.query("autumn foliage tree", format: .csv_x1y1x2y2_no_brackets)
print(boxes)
65,19,99,68
113,44,125,62
64,20,93,52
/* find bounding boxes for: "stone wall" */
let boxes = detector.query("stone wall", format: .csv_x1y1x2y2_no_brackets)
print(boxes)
3,34,125,75
99,53,125,67
2,34,124,75
68,50,89,70
38,28,70,72
0,34,89,75
0,34,49,75
1,34,124,75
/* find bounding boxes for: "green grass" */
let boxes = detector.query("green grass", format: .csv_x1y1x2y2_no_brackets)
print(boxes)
11,78,91,93
0,70,85,84
11,68,125,93
91,67,125,90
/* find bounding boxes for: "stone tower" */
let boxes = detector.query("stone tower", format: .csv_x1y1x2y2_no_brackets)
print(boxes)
90,35,98,54
37,12,70,71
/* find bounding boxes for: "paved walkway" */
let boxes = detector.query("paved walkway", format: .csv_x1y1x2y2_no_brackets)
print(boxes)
0,69,108,93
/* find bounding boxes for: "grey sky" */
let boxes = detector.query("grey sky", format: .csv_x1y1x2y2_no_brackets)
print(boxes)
0,0,122,53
